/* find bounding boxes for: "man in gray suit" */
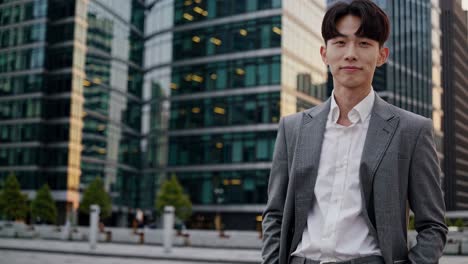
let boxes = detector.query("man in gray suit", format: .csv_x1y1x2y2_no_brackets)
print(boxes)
261,1,447,264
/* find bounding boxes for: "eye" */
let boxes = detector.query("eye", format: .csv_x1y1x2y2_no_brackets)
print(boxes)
359,41,370,47
334,40,345,46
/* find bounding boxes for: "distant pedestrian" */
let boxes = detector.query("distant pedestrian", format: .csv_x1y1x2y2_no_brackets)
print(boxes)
135,208,144,228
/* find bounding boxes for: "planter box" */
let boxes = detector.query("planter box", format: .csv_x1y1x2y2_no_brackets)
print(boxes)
17,229,36,238
41,231,63,240
0,227,16,238
98,231,112,242
460,239,468,255
444,241,461,255
71,231,84,241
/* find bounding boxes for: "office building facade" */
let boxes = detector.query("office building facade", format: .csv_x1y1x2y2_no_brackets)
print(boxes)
146,0,327,230
0,0,325,228
0,0,87,223
440,0,468,210
0,0,151,224
79,0,150,226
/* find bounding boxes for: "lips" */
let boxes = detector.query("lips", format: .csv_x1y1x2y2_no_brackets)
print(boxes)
340,66,362,73
340,66,362,70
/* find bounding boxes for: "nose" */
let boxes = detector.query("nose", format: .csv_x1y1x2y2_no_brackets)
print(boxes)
344,45,358,61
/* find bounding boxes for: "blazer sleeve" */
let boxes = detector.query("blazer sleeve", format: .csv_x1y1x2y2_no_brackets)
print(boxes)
261,117,289,264
407,118,448,263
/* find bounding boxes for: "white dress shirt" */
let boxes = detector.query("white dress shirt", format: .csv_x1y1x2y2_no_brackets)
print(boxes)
292,89,381,261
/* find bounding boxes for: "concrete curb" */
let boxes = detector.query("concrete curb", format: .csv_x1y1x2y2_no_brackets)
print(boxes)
0,246,260,264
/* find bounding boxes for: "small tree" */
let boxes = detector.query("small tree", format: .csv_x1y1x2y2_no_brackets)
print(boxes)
455,218,465,230
155,175,192,222
31,184,57,224
79,177,112,219
0,174,29,221
445,217,453,227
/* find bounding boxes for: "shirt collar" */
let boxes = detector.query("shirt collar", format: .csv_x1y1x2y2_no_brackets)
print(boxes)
329,88,375,124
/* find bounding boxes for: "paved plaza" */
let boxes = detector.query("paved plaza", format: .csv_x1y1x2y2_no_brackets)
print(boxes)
1,249,467,264
0,250,219,264
0,238,258,263
0,238,467,264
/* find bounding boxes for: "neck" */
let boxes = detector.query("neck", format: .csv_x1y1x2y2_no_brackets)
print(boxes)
333,85,372,121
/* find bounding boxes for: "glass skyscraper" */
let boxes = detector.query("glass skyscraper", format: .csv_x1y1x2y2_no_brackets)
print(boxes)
0,0,149,225
441,0,468,210
146,0,327,230
0,0,327,228
0,0,86,223
79,0,147,226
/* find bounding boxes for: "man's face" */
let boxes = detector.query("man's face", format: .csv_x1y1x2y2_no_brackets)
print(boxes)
320,15,389,90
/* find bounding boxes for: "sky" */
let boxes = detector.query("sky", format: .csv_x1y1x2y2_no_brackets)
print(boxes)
463,0,468,10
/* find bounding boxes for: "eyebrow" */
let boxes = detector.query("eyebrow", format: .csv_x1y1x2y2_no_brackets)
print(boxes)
332,33,372,40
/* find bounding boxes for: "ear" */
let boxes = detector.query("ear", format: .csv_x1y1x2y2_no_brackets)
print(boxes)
320,45,328,65
377,46,389,67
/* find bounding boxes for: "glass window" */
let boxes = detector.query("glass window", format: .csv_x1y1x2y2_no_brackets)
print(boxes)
170,56,280,95
11,5,20,24
24,2,34,19
232,141,242,162
215,67,227,90
272,0,281,8
0,29,10,47
175,0,280,25
131,0,145,32
246,1,258,11
258,63,269,85
169,131,277,165
0,126,9,141
49,22,74,43
170,92,279,129
245,64,256,86
34,0,47,18
260,23,272,49
0,6,11,25
173,16,281,60
44,99,71,119
30,48,44,68
48,47,73,70
48,0,74,21
271,58,280,84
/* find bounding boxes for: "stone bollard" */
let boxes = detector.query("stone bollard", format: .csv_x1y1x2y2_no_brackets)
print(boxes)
62,219,70,240
89,204,100,250
163,206,175,253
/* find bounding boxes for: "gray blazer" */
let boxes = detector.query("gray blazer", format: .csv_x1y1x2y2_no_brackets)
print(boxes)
262,94,447,264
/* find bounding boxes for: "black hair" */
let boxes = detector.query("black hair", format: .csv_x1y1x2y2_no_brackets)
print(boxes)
321,0,390,47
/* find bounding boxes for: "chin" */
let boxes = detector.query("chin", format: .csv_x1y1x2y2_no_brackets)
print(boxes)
337,79,366,90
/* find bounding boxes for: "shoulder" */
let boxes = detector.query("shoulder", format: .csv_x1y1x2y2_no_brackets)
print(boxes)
280,100,330,129
280,106,316,131
277,112,303,138
281,111,303,125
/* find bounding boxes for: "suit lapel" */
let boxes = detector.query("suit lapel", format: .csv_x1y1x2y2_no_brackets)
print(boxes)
360,95,400,211
291,99,330,251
